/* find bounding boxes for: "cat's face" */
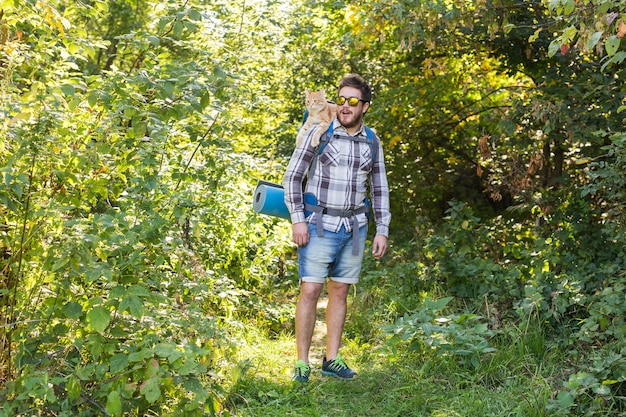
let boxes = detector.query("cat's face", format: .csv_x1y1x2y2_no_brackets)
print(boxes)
305,89,327,109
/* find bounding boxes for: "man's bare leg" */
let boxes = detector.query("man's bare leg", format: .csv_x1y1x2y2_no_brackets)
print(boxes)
295,281,324,363
325,280,350,360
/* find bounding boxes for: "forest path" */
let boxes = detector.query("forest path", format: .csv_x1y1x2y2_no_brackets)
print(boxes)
310,294,328,359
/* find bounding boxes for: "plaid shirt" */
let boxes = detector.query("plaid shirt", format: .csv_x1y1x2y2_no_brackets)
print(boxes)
282,119,391,237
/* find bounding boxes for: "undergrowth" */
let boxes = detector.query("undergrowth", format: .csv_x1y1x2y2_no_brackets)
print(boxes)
225,324,571,417
223,197,626,417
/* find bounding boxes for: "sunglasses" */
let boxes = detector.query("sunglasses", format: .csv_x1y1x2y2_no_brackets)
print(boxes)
334,96,367,107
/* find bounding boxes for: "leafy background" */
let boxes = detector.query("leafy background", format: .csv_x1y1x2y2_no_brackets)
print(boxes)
1,0,625,415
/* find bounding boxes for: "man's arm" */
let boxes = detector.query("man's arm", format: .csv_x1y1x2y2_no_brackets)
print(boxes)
372,235,388,259
369,133,391,257
282,127,318,245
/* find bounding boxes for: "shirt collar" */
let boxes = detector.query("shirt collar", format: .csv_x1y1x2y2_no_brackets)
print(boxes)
332,118,366,137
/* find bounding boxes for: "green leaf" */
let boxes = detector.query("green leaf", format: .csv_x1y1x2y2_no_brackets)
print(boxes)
605,35,620,56
173,21,184,37
548,39,561,57
87,334,103,360
87,92,99,107
109,353,130,373
66,374,81,401
128,284,151,297
201,91,211,108
587,31,603,50
140,377,161,404
109,285,127,300
132,120,147,138
594,384,611,395
154,342,184,363
144,358,159,379
424,297,453,311
105,390,122,415
87,306,111,334
129,348,154,363
601,51,626,71
110,325,130,338
62,301,83,320
148,35,160,46
0,192,18,213
529,28,542,43
548,0,560,11
51,256,70,272
557,390,574,408
85,263,112,283
61,84,76,96
68,97,81,111
188,9,202,21
128,296,144,318
75,364,95,381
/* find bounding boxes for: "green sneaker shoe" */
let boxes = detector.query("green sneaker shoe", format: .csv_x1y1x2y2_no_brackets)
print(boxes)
321,355,357,380
293,360,311,382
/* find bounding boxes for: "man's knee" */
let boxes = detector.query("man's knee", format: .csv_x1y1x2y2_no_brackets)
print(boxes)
327,281,350,299
300,282,324,303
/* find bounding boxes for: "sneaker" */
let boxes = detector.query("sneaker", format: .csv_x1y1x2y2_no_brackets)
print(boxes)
321,355,357,380
293,360,311,382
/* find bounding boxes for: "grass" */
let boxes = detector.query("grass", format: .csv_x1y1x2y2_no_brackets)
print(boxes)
215,260,626,417
221,314,574,417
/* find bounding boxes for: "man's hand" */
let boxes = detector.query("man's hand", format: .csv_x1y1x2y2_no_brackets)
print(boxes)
372,235,388,259
292,222,310,247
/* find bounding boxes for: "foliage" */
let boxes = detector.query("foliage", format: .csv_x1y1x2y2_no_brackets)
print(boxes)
225,326,570,417
536,0,626,69
0,0,295,414
381,296,496,369
400,198,626,412
1,0,626,415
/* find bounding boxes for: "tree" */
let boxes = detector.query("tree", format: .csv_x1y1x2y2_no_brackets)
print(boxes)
0,0,295,414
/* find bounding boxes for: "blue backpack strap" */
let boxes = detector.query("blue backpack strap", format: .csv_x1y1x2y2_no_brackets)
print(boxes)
364,126,377,162
319,124,377,160
317,123,334,155
301,107,374,158
305,123,378,230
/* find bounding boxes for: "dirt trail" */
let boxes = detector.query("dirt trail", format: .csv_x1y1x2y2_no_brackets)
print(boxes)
310,294,328,359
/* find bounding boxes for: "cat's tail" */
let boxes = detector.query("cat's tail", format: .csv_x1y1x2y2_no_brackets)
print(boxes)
295,129,306,147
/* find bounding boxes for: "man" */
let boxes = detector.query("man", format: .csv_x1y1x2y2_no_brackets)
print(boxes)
282,74,391,382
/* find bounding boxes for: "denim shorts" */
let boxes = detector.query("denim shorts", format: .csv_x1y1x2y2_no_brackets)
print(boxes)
298,223,368,284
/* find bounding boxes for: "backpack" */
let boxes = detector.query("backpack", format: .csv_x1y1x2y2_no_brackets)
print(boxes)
252,111,378,223
302,109,378,162
297,111,377,254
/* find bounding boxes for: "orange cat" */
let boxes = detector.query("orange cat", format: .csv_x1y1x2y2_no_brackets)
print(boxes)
296,89,337,147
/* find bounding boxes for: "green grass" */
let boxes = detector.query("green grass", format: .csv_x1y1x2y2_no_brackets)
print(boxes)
221,326,572,417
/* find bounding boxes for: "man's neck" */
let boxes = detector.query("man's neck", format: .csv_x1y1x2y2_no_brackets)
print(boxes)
340,121,363,135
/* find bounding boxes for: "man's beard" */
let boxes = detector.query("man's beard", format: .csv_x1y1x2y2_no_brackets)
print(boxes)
338,111,363,130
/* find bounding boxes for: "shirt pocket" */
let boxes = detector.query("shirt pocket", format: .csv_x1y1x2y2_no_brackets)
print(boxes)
318,142,340,167
358,143,373,171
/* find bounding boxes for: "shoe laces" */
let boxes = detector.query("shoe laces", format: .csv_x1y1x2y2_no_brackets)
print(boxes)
294,360,310,377
328,355,349,371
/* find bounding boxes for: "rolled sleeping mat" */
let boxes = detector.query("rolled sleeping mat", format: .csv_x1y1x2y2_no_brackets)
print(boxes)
253,180,319,220
253,180,290,219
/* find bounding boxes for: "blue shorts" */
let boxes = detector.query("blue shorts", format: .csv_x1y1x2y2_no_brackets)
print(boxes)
298,223,368,284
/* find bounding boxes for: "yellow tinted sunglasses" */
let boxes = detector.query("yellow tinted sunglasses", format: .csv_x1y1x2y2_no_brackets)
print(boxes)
334,96,367,107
